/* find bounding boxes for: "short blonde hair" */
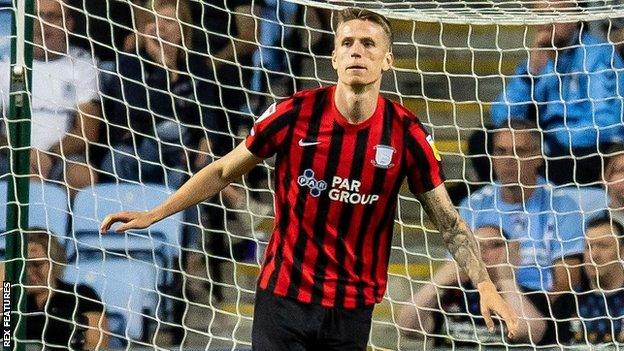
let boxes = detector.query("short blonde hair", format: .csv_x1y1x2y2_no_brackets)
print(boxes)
336,8,393,48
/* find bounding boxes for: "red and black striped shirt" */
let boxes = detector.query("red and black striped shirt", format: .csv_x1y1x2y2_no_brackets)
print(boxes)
246,86,444,309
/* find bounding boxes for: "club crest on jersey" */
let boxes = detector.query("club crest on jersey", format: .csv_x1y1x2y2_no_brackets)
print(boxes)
372,145,395,169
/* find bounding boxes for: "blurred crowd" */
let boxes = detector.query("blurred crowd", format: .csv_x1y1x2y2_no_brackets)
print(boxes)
0,0,331,348
0,0,624,349
399,121,624,346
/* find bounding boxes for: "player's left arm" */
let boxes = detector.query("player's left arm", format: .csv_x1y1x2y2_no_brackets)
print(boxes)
417,184,519,337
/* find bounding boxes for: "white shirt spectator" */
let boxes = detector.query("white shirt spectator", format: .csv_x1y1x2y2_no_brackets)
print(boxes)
0,46,99,151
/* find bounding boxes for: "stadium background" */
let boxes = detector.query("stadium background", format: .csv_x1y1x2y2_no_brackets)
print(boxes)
0,0,622,349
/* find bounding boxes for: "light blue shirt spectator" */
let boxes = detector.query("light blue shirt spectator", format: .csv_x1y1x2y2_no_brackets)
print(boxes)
491,31,624,151
251,0,299,93
0,1,12,59
459,177,585,291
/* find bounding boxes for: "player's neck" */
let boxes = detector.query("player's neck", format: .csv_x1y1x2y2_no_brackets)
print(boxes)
334,82,380,124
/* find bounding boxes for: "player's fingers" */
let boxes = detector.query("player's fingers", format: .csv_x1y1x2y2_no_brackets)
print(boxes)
115,220,136,233
481,307,495,332
491,301,518,338
504,310,519,339
100,214,116,233
100,212,134,233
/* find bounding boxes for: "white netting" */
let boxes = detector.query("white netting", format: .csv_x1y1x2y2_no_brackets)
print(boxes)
0,0,623,349
300,0,624,24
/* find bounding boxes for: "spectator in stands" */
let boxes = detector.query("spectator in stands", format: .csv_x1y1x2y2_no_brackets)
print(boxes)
594,14,624,59
95,0,255,223
0,0,10,59
397,225,547,345
250,0,299,99
98,1,262,340
195,0,263,142
448,127,493,205
65,0,141,62
0,0,101,193
459,119,585,344
570,212,624,345
25,228,108,350
490,0,624,185
185,0,274,301
98,0,212,188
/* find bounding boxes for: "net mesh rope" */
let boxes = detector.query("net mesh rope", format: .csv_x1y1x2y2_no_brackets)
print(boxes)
0,0,622,349
296,0,624,24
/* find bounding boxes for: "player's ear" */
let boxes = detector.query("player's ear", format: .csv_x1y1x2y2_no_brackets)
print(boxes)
332,50,338,70
382,51,393,72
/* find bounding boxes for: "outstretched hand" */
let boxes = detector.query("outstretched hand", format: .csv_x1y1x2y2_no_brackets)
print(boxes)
477,281,519,339
99,211,156,234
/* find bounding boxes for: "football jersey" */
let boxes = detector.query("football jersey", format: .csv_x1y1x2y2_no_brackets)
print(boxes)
246,85,444,308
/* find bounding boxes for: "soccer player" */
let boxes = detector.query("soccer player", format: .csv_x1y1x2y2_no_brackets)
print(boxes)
100,8,518,349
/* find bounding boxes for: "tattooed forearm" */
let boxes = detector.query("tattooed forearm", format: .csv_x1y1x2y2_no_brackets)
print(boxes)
417,186,491,285
440,214,491,285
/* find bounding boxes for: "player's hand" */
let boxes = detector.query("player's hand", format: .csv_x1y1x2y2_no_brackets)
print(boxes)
477,281,519,339
99,211,156,233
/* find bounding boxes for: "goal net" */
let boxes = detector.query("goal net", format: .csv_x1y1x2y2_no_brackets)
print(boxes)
1,0,623,349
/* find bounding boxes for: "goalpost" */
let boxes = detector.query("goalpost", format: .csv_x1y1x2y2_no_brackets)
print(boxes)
2,0,624,349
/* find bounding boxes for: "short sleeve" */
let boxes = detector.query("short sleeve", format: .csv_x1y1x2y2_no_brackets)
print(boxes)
404,118,445,194
245,96,298,158
549,195,585,261
75,284,104,315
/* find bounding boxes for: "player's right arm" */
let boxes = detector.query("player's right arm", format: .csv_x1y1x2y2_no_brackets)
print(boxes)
101,91,298,233
403,115,518,337
99,142,263,233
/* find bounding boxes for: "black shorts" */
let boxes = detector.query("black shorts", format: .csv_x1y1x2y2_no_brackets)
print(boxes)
251,289,374,351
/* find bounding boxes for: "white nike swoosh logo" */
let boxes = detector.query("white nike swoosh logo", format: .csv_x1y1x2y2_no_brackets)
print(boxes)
298,139,321,147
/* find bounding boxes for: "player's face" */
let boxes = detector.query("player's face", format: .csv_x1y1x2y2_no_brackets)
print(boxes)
606,154,624,208
332,19,393,88
492,129,543,186
26,242,51,293
584,223,622,284
33,0,72,58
